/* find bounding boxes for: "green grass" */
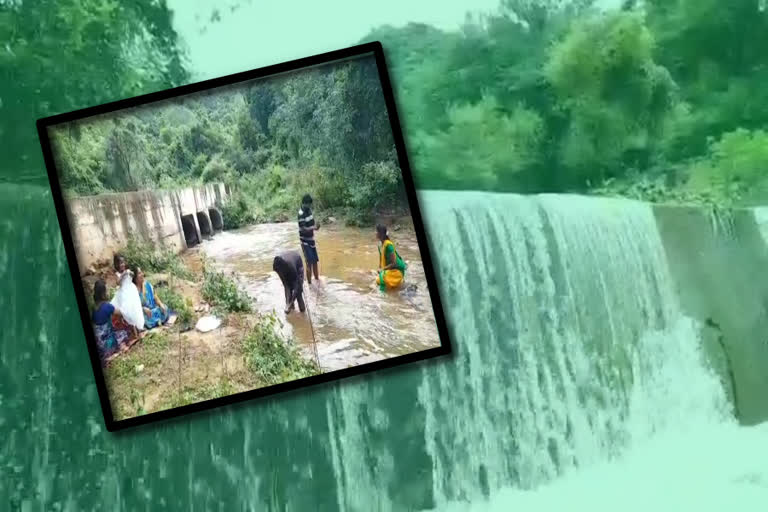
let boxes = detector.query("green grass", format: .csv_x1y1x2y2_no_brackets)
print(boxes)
122,237,192,279
241,313,320,385
105,330,173,418
154,283,195,329
201,257,252,313
108,330,171,378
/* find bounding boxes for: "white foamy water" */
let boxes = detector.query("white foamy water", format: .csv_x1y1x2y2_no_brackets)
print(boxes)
410,191,765,510
432,421,768,512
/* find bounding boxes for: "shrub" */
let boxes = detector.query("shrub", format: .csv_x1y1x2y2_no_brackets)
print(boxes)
191,153,209,178
265,188,295,221
265,164,287,194
218,191,258,229
418,97,545,190
241,313,320,385
679,128,768,206
121,237,191,278
347,160,403,213
202,259,252,313
156,285,195,329
201,156,234,183
305,166,349,210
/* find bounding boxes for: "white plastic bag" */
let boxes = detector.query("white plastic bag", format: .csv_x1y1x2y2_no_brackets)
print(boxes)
195,315,221,333
111,270,145,330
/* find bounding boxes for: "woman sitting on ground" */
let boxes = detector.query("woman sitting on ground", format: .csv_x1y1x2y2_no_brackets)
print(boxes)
132,266,172,329
92,279,133,365
112,253,145,337
375,224,407,291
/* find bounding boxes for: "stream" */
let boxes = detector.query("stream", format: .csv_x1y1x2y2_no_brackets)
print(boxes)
197,220,442,371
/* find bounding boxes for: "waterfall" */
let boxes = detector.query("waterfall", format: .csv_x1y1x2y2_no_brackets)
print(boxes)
415,191,735,507
708,207,736,240
6,186,766,511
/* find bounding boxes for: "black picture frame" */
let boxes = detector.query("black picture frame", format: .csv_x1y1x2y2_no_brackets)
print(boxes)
36,41,453,432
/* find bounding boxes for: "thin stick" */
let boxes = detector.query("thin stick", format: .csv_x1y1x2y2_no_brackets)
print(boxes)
220,323,227,383
303,281,323,372
177,328,182,400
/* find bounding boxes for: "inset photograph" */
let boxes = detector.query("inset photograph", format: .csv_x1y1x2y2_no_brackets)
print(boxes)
38,43,450,430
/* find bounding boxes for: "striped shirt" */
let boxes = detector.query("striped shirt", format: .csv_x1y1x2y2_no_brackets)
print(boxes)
298,207,316,248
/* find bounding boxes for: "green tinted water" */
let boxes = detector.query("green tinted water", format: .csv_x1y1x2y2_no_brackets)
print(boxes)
5,187,768,510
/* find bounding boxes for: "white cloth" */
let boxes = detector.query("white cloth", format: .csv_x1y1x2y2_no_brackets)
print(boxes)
111,270,145,330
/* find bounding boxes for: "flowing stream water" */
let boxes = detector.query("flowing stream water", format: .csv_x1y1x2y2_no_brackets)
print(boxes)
198,221,441,371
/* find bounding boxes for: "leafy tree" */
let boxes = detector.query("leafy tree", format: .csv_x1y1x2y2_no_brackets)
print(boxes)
685,128,768,204
646,0,768,164
0,0,188,184
244,82,278,137
39,0,768,215
417,97,544,191
49,120,110,196
545,11,676,186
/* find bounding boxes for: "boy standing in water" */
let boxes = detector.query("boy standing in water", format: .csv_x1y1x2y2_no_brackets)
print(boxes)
298,194,320,283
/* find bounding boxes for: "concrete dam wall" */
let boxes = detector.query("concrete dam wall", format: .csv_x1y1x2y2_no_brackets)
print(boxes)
655,204,768,425
64,183,230,275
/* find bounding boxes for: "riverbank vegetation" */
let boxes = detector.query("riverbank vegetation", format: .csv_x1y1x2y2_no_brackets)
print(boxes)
47,52,407,225
92,238,319,420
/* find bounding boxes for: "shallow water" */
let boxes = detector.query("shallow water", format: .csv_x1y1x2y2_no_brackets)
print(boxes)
198,221,441,371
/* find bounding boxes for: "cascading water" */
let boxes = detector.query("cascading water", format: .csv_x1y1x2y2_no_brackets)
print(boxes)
709,207,736,240
6,186,768,511
411,191,767,510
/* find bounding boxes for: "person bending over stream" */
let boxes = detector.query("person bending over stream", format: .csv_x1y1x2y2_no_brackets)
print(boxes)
375,224,407,291
273,250,306,314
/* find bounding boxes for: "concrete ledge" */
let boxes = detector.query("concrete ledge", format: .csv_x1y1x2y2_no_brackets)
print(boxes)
654,204,768,425
66,183,228,274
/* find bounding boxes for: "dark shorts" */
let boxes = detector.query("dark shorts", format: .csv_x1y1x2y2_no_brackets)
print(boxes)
302,244,319,264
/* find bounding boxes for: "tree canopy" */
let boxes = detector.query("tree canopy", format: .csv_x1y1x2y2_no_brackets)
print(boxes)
49,55,404,223
0,0,189,184
361,0,768,205
6,0,768,208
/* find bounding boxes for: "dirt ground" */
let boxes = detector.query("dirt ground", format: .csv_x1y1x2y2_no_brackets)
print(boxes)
85,251,268,420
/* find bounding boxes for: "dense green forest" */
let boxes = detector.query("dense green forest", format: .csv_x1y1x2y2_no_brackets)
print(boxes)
5,0,768,208
1,0,189,184
364,0,768,206
50,55,404,224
